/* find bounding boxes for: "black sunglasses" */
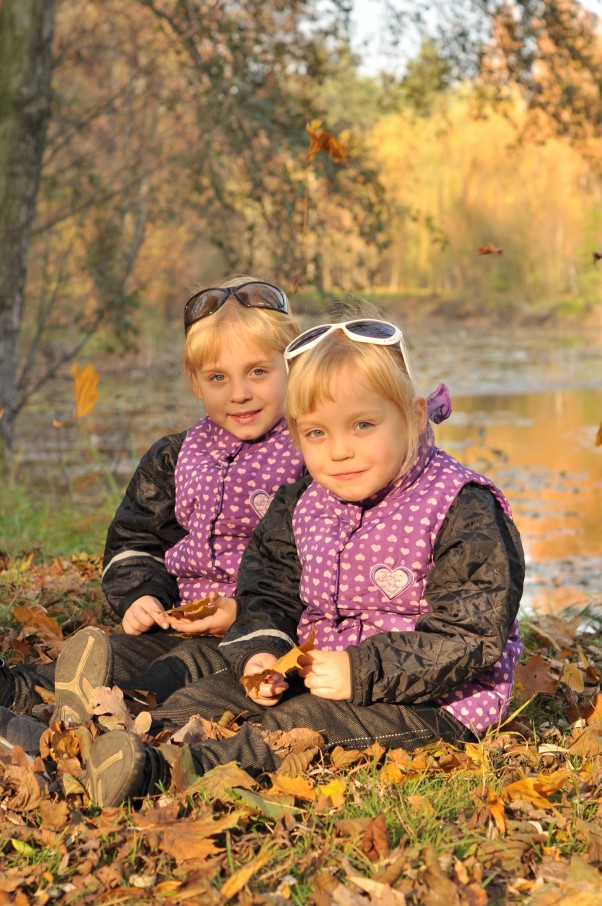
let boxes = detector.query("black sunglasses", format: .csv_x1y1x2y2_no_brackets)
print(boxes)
184,281,289,334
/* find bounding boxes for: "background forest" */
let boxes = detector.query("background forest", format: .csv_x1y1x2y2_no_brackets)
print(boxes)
2,0,602,457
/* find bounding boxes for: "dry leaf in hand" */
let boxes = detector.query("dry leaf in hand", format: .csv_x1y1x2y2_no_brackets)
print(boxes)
241,629,316,696
164,598,217,621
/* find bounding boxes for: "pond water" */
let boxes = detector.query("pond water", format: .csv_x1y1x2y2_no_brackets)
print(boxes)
14,317,602,616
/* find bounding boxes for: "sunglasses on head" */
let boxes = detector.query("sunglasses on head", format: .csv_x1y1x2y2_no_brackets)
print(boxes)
184,281,289,334
284,319,413,379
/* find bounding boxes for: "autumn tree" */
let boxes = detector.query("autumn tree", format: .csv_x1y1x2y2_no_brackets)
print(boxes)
0,0,56,454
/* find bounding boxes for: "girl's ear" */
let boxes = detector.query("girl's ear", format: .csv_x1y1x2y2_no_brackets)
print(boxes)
414,396,428,432
190,372,204,401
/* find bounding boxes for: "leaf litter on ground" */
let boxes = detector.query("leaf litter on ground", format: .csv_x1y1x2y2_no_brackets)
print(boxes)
1,554,601,904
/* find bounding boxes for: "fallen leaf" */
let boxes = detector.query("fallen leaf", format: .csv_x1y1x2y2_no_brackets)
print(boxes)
269,773,316,801
318,778,346,807
220,845,274,901
144,812,241,864
201,762,257,799
361,811,390,862
513,654,558,702
348,875,407,905
487,787,507,835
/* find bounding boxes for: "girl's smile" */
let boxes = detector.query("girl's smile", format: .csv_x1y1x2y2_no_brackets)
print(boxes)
296,370,421,502
193,342,288,441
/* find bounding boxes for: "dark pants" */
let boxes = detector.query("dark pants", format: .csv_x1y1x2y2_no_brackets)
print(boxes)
150,672,476,778
10,631,229,713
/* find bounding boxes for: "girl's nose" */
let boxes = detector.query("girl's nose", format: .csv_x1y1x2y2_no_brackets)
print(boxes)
329,435,352,460
230,378,253,402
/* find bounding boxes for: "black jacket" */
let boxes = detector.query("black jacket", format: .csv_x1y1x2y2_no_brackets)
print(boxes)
218,478,525,707
102,433,187,618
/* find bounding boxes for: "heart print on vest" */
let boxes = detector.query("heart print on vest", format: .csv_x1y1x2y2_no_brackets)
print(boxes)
370,564,415,600
249,489,274,519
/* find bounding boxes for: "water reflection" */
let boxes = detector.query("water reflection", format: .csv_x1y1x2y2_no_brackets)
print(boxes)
417,326,602,615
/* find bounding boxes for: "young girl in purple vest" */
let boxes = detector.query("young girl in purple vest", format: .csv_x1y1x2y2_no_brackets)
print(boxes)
0,278,305,731
74,314,525,806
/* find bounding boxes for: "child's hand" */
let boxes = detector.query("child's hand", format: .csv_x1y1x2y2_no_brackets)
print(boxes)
166,592,237,637
243,652,288,707
298,650,352,700
122,596,170,635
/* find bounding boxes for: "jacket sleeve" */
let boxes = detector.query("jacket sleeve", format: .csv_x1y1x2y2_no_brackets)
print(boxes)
347,484,525,706
218,476,311,678
102,432,187,619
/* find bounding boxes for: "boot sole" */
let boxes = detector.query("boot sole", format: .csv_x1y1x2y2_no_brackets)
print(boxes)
86,730,147,807
52,627,113,726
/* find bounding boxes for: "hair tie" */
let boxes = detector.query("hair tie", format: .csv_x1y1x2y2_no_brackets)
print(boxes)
427,383,452,424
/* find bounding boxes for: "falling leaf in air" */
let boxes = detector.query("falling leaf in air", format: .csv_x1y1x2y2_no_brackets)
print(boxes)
478,242,503,255
241,629,316,696
592,251,602,266
306,120,348,163
53,362,99,427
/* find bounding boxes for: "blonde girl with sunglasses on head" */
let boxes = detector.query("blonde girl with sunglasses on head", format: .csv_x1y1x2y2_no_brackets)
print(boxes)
73,308,525,807
0,277,305,746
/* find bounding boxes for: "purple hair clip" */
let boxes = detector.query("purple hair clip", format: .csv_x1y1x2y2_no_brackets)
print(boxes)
427,382,452,424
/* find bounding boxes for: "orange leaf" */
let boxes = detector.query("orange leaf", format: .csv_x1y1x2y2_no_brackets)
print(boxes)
487,788,507,835
269,773,316,802
306,119,347,163
71,362,99,419
220,846,274,901
241,629,315,695
596,422,602,446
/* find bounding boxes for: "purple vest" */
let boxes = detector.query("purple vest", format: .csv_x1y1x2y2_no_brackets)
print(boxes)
165,417,304,602
292,430,522,735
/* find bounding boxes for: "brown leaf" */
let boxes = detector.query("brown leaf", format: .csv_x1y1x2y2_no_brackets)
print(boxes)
513,653,557,702
170,744,198,793
330,746,366,769
39,798,69,831
262,726,323,759
596,422,602,446
477,241,503,255
277,747,320,777
566,723,602,757
12,604,63,642
92,685,136,732
145,812,242,864
419,844,461,905
560,661,585,693
361,811,390,862
241,629,316,695
348,876,407,905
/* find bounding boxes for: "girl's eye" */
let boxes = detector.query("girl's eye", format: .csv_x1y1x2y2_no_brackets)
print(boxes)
209,373,226,383
251,367,267,377
356,421,373,430
305,428,324,439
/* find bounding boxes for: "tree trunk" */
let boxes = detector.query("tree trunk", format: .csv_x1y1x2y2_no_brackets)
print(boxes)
0,0,56,456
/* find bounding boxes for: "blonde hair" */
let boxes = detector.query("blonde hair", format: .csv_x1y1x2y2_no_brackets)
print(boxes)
286,330,422,478
183,274,300,381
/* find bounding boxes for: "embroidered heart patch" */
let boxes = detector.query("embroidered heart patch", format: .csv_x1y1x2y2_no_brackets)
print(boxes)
370,564,415,600
249,489,273,518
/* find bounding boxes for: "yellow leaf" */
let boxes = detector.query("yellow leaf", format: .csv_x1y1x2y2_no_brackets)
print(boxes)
71,362,99,419
220,846,274,901
318,777,346,807
269,773,316,801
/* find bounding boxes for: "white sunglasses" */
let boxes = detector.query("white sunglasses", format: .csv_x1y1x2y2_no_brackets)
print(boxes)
284,319,413,379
